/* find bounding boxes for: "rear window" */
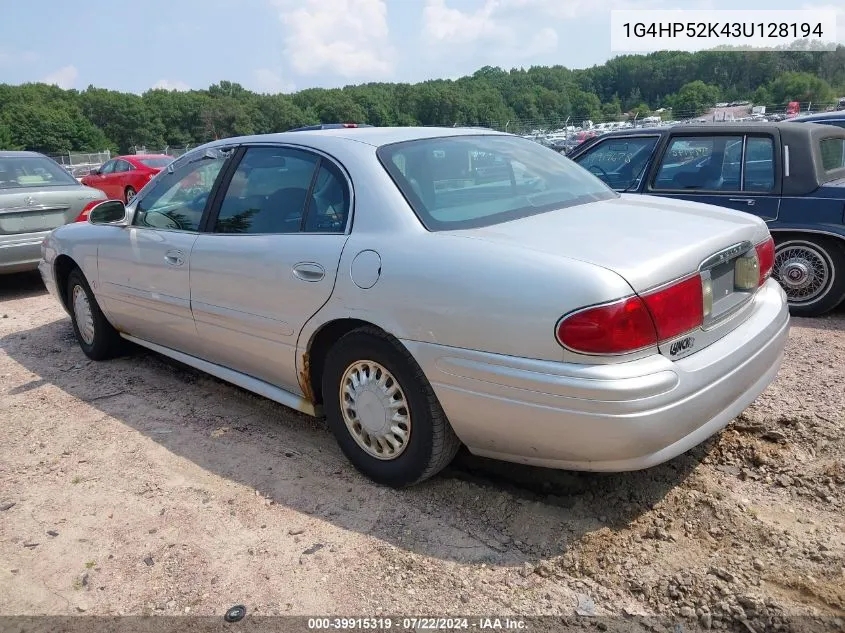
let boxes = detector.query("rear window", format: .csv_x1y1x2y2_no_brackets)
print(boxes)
0,156,79,189
139,158,173,168
377,135,616,231
819,138,845,171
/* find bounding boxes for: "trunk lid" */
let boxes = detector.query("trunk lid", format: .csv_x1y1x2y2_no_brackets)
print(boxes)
452,194,769,292
452,194,772,356
0,185,105,235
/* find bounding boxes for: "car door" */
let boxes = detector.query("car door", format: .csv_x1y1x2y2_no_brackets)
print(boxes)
646,132,781,222
571,135,661,192
189,145,351,393
95,148,236,356
86,159,116,197
111,159,131,199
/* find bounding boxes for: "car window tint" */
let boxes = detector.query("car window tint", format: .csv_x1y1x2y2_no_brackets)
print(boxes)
0,155,79,189
133,154,230,232
304,162,350,233
214,147,319,234
113,160,130,173
653,136,742,191
574,136,658,190
377,135,615,231
100,161,116,175
743,137,775,192
819,138,845,171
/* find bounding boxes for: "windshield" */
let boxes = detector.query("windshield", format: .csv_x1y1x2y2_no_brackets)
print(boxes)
139,157,173,169
0,156,79,189
377,135,616,231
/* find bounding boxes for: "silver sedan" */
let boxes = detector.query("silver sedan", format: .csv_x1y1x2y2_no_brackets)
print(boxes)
39,127,790,486
1,151,105,274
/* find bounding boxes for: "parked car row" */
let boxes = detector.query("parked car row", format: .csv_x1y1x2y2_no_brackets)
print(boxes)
37,125,791,487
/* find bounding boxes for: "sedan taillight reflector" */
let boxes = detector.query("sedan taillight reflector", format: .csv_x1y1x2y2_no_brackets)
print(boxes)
641,274,704,342
557,274,704,355
556,296,658,355
755,237,775,286
75,200,102,222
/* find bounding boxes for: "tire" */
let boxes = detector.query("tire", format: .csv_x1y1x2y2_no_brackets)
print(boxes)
125,187,136,204
322,327,461,487
772,236,845,317
67,268,125,360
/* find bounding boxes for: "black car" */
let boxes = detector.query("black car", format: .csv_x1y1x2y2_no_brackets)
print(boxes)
788,110,845,129
568,122,845,316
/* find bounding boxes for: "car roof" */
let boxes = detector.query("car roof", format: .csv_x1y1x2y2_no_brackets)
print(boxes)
0,150,48,159
121,154,173,161
200,126,510,151
789,111,845,122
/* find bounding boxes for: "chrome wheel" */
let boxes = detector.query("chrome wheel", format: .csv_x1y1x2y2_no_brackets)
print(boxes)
773,241,832,305
339,360,411,460
72,284,95,345
126,188,136,203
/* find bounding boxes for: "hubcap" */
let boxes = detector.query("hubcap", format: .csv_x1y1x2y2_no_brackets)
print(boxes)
126,189,136,202
339,360,411,460
72,284,95,345
773,243,831,304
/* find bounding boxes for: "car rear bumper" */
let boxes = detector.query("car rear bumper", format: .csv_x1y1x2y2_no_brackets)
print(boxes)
403,279,790,471
0,232,48,274
38,256,62,306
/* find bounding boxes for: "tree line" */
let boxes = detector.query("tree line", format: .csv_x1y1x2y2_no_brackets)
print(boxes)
1,47,843,155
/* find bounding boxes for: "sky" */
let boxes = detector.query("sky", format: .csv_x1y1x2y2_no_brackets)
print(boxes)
0,0,843,95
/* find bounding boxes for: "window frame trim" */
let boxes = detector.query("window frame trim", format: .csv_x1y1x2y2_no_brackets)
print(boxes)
200,142,356,237
128,145,240,235
646,132,780,195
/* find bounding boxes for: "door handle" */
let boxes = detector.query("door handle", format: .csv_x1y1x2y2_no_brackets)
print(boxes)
292,262,325,282
164,249,185,267
728,198,756,206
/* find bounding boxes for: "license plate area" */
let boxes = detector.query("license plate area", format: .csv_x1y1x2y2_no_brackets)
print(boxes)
700,240,756,328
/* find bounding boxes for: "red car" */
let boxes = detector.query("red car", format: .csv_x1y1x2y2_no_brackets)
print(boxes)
81,154,173,203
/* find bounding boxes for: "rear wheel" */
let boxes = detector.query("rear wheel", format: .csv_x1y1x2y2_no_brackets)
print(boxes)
322,327,460,487
67,269,125,360
773,236,845,317
125,186,136,203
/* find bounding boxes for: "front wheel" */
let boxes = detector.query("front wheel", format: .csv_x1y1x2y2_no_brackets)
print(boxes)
773,237,845,317
67,269,125,360
125,186,137,204
322,327,461,487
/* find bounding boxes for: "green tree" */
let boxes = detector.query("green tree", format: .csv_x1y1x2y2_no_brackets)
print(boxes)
767,71,835,105
669,81,721,117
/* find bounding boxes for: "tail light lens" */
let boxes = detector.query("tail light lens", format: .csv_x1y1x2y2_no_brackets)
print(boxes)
755,237,775,286
641,275,704,341
75,200,103,222
556,297,658,355
557,274,703,355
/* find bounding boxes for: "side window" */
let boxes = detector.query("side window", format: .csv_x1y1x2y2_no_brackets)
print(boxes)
133,152,231,232
820,137,845,171
574,136,659,190
743,137,775,192
100,160,116,175
653,136,742,191
113,160,130,174
214,147,320,234
304,162,350,233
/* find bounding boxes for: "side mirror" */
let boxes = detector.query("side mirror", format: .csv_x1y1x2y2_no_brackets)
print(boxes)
89,168,101,176
89,200,127,225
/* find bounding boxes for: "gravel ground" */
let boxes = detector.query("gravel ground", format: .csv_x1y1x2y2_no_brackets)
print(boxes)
1,271,843,631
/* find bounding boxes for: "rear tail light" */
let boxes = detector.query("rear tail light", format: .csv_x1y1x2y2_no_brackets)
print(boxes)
641,275,704,341
557,274,703,355
556,297,657,355
755,237,775,286
75,200,102,222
